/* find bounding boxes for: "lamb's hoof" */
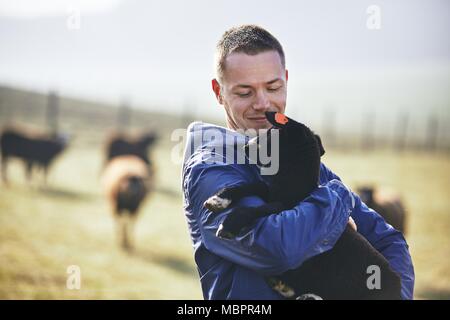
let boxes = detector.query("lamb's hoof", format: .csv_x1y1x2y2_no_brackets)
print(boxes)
296,293,323,300
216,224,236,239
204,195,231,213
268,278,296,299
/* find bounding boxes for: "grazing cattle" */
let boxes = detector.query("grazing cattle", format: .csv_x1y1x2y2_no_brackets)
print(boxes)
204,112,401,300
105,131,157,166
0,127,69,184
357,186,407,235
102,155,153,251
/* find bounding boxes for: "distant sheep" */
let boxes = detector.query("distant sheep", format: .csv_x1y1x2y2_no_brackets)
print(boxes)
102,155,153,251
357,186,407,235
0,126,69,184
105,131,157,166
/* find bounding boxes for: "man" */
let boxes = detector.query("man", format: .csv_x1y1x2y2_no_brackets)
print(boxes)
182,25,414,299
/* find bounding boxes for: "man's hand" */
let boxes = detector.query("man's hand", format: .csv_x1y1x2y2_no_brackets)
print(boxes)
348,216,357,231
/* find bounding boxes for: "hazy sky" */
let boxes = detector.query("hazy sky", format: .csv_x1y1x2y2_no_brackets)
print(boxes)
0,0,449,133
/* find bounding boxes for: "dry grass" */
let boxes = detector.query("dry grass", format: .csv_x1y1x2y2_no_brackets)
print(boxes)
324,150,450,299
1,143,448,299
0,144,202,299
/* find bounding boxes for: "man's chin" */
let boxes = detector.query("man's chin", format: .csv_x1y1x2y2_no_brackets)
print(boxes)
246,120,271,130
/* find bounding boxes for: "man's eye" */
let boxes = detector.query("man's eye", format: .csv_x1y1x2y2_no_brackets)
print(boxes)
268,86,282,92
236,92,251,97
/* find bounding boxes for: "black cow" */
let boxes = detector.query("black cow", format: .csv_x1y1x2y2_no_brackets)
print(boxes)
204,112,401,300
0,127,69,184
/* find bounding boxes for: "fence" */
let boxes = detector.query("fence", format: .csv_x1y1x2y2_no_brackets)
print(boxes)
0,87,449,153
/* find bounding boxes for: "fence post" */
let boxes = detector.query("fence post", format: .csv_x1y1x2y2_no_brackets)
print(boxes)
117,100,131,130
323,108,336,149
425,114,438,151
395,112,409,151
362,111,375,151
47,90,59,135
181,100,192,128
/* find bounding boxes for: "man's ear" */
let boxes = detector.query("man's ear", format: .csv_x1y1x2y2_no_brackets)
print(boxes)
285,69,288,82
314,134,326,156
212,79,223,105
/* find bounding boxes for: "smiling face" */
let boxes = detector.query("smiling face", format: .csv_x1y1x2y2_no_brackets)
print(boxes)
212,50,288,131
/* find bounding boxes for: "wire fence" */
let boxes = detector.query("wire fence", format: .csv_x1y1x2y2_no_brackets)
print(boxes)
1,88,449,153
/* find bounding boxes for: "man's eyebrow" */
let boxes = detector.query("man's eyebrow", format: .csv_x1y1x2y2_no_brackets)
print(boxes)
266,78,283,85
232,78,283,89
232,84,252,89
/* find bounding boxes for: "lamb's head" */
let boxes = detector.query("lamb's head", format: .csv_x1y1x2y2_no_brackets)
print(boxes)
48,133,71,158
244,112,325,170
246,112,325,207
56,133,71,148
357,186,375,206
138,132,158,148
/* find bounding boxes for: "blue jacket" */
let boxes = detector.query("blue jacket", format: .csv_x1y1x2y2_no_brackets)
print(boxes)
182,122,415,300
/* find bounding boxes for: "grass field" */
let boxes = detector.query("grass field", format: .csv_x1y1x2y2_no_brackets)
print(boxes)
0,144,203,299
323,150,450,299
1,142,449,299
0,86,449,299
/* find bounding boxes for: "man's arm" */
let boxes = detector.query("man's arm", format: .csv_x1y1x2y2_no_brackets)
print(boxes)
185,162,355,276
320,163,415,300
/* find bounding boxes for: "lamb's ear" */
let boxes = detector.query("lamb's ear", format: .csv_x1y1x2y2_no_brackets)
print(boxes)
314,134,326,156
265,112,292,128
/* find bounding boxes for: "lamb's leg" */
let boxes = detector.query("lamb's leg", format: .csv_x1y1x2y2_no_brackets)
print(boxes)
217,202,285,239
204,182,269,213
25,161,33,183
1,154,8,185
42,165,49,187
126,212,138,252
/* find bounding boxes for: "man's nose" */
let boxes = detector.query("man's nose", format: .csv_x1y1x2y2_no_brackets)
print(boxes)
252,90,270,111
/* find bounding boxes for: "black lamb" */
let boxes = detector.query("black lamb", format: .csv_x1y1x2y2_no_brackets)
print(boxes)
203,111,401,300
0,127,69,184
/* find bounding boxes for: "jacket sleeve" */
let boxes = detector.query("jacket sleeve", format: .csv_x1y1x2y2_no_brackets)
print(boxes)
320,163,415,300
186,162,355,276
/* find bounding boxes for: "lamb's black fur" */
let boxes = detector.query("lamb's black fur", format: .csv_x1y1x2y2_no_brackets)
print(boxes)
204,111,401,300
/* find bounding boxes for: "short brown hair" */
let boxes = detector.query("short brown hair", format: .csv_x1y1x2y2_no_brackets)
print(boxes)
215,25,285,82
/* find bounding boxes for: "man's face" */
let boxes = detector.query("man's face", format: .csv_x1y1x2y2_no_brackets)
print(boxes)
212,50,288,131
